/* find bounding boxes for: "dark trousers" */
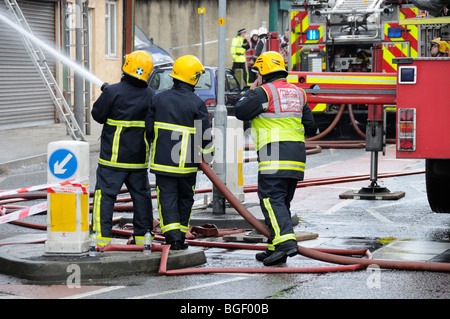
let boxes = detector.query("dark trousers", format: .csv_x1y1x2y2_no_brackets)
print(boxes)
257,178,298,251
92,165,153,241
232,62,247,86
155,173,197,244
248,65,257,84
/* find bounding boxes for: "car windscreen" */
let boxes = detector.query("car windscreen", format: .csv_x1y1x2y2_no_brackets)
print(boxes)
149,69,212,91
149,70,173,91
195,70,212,90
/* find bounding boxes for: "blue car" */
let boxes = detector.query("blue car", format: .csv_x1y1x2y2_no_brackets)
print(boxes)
148,66,244,116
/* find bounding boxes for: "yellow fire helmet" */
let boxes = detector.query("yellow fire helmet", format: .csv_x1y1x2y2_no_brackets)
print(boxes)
170,55,205,86
431,37,450,54
122,50,153,82
253,51,287,76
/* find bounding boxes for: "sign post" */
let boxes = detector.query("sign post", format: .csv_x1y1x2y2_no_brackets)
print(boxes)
198,7,206,64
45,141,90,254
212,0,227,214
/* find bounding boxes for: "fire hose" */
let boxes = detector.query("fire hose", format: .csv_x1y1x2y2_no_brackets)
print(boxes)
1,167,447,274
196,160,450,273
1,163,440,274
100,161,448,274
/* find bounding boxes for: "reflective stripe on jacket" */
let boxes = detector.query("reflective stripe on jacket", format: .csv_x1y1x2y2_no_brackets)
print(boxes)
147,81,214,177
92,76,154,171
150,121,198,175
251,79,307,151
251,79,308,179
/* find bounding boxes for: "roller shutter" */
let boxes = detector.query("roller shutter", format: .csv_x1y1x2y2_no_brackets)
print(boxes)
0,0,56,130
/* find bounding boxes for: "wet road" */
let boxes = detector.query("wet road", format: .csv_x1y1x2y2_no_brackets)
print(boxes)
0,144,449,302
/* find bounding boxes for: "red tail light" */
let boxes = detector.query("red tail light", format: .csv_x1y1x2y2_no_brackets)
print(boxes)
205,99,217,107
397,108,416,151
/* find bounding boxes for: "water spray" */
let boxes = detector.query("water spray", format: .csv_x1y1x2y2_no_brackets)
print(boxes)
0,10,105,88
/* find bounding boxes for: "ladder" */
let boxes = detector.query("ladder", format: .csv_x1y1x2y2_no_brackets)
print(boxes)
331,0,384,13
63,0,91,135
4,0,85,141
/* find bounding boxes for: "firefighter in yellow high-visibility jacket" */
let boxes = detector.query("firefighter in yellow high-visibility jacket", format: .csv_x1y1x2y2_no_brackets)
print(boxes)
235,51,315,266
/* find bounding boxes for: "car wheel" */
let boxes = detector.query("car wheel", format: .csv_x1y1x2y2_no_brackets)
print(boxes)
426,159,450,213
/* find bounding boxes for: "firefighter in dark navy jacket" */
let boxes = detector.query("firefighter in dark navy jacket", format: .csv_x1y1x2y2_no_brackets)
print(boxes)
91,51,155,248
235,51,315,266
146,55,214,250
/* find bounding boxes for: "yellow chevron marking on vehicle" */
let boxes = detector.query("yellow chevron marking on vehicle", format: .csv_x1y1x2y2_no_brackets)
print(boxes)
305,74,397,85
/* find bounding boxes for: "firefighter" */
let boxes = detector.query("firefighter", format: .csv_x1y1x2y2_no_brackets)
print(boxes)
91,50,155,248
146,55,214,250
253,27,268,63
235,51,315,266
231,28,249,85
430,37,450,57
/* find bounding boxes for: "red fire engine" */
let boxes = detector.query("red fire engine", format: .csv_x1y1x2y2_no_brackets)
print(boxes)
287,0,424,138
286,2,450,213
394,57,450,213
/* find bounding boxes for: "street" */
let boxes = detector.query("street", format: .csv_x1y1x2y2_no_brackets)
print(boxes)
0,142,449,303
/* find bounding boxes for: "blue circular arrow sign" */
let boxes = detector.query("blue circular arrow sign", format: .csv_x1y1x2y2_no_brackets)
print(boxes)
49,149,78,179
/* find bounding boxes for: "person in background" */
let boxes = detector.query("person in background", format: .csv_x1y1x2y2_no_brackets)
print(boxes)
250,27,268,84
412,0,450,17
231,28,249,85
91,51,154,249
430,37,450,57
247,29,259,84
279,28,290,66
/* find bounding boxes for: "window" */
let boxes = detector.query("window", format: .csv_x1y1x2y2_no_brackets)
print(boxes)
105,0,116,57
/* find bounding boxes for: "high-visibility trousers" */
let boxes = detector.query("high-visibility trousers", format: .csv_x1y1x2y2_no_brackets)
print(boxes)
155,173,197,244
92,165,153,246
257,177,298,252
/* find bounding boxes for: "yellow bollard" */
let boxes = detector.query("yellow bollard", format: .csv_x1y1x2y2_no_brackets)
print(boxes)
226,116,245,202
45,141,90,255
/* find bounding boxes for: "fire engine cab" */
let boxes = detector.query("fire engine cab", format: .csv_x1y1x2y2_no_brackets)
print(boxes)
285,0,450,213
287,0,443,138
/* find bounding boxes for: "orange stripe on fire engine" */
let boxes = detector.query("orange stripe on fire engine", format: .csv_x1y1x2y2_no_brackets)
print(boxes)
401,7,418,19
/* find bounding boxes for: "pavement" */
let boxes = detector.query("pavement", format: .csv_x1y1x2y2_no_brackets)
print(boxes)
0,121,102,171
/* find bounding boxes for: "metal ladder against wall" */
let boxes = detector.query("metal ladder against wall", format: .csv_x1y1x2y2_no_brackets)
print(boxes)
4,0,85,141
63,0,91,135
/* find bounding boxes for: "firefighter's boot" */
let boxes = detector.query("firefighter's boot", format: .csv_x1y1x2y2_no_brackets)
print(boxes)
262,248,298,266
255,250,272,262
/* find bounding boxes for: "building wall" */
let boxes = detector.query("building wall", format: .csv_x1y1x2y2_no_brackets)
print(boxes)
63,0,124,101
88,0,124,99
135,0,269,68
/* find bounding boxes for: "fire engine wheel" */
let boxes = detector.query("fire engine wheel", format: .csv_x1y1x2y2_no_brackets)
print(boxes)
425,159,450,214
